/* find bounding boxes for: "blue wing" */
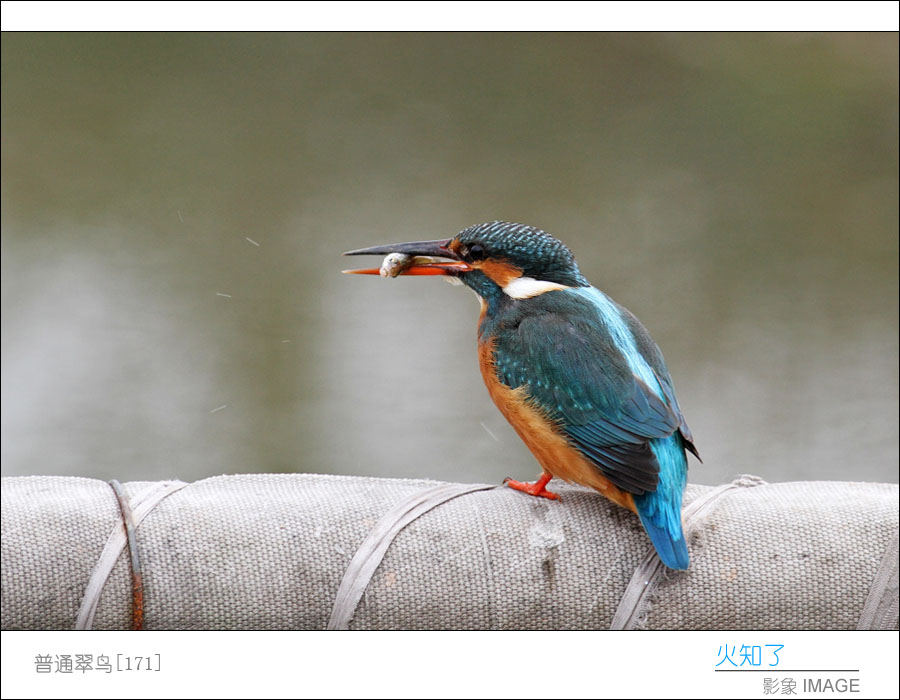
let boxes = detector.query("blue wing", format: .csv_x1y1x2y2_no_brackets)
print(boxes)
490,292,689,496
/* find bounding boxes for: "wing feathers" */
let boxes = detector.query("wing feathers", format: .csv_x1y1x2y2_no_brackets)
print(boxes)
491,294,694,495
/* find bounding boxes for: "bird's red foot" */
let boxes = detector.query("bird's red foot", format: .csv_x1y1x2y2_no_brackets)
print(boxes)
504,473,559,500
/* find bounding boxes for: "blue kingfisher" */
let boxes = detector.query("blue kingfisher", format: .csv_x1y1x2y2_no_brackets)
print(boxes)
344,221,700,569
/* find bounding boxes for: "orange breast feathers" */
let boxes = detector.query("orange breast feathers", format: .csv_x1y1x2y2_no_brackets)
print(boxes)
477,335,637,513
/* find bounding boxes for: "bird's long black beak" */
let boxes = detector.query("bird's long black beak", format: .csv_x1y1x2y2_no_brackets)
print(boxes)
342,238,471,276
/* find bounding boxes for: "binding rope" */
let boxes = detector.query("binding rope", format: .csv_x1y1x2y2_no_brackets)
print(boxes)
75,480,188,630
327,482,497,630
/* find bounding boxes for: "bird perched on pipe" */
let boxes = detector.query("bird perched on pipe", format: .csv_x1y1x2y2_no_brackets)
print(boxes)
343,221,700,570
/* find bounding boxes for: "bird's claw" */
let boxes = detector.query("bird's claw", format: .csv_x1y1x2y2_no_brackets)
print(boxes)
504,476,560,500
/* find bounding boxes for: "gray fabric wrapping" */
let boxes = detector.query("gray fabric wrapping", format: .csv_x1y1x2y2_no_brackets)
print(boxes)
1,473,897,630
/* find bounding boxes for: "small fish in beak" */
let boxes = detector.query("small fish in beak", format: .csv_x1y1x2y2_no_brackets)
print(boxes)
379,253,416,278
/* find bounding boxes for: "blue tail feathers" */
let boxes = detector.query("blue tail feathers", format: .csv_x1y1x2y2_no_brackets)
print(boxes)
634,433,690,570
635,496,690,569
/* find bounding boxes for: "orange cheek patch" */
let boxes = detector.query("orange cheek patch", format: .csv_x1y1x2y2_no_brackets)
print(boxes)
477,338,637,513
447,239,463,256
475,260,523,288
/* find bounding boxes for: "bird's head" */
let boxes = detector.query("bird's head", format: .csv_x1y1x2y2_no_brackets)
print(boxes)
343,221,588,302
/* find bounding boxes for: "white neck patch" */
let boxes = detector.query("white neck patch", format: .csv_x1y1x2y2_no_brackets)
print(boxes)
502,276,569,299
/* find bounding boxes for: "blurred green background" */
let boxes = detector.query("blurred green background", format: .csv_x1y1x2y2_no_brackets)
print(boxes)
2,33,897,487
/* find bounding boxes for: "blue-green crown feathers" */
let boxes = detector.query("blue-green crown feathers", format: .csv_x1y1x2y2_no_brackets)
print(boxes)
456,221,589,287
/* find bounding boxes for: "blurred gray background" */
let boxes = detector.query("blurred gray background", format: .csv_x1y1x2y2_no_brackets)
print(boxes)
2,33,897,487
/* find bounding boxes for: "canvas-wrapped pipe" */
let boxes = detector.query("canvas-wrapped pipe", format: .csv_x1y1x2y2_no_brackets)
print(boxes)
1,473,897,630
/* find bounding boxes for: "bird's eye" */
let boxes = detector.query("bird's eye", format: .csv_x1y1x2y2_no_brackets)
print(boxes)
468,243,486,261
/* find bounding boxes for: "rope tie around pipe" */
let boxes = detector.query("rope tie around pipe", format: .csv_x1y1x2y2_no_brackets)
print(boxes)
75,480,188,630
327,482,497,630
108,480,144,630
857,530,899,630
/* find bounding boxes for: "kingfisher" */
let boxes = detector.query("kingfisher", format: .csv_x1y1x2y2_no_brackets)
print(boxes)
343,221,700,569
